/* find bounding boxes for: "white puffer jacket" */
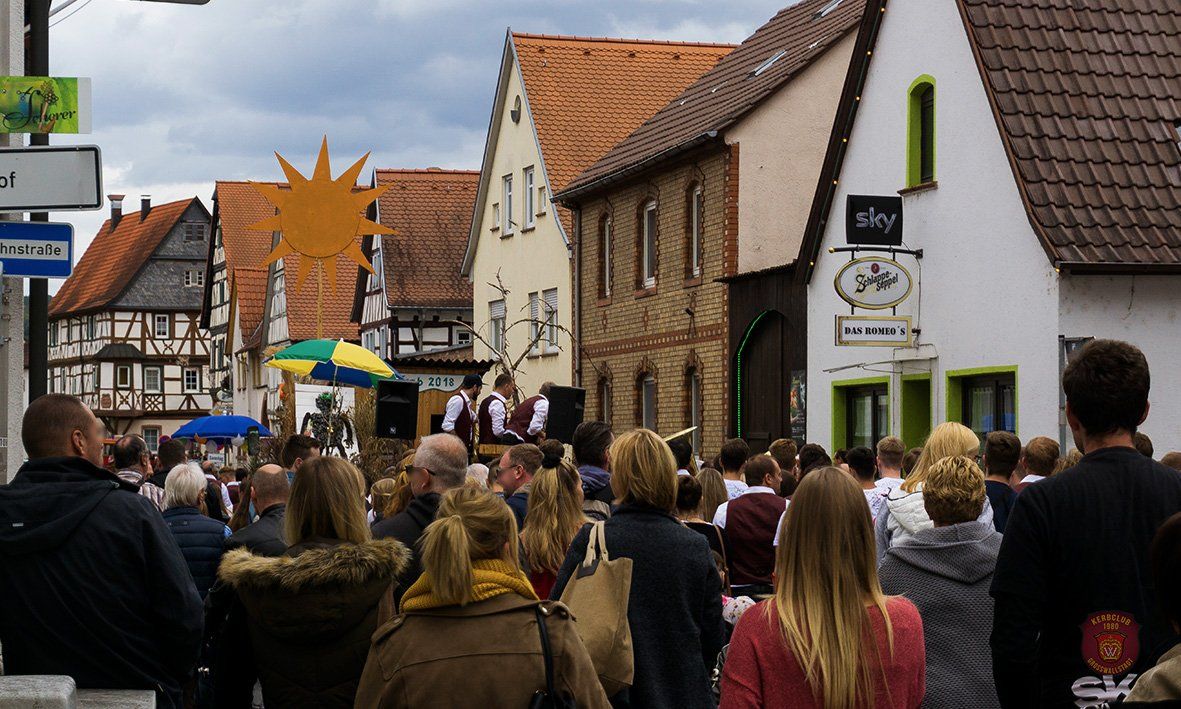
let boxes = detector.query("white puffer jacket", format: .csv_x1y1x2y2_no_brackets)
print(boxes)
874,482,994,564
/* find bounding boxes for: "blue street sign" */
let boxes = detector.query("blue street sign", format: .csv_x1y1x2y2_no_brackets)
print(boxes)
0,221,73,278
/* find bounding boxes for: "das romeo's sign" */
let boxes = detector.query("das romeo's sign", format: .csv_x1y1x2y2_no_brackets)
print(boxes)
834,256,913,310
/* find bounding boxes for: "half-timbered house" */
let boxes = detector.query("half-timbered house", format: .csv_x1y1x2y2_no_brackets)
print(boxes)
48,195,213,447
352,168,477,359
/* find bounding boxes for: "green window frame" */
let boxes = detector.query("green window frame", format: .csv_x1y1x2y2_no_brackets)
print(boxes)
946,366,1018,439
906,74,937,187
901,372,932,449
832,376,891,451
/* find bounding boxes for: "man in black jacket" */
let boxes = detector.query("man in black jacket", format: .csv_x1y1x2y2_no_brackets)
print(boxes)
372,433,467,603
225,464,289,556
0,394,203,709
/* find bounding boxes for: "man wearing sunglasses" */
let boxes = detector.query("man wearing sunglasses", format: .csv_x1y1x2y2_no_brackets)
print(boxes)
372,433,469,603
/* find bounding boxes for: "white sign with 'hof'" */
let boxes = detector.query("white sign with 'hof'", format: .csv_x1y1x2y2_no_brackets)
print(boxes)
834,256,913,310
0,145,102,212
835,315,913,347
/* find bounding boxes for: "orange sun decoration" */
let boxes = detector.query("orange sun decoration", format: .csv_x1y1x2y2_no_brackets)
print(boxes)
249,136,394,293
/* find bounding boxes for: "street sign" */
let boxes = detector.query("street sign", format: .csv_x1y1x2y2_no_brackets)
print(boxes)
0,145,101,212
0,221,72,278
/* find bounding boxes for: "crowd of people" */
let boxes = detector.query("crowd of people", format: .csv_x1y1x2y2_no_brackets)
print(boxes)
2,338,1181,708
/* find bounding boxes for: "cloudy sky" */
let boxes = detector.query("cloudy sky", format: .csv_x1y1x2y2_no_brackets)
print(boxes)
41,0,792,292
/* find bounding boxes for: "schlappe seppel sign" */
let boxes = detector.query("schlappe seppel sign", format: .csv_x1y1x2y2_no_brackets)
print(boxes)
834,256,912,310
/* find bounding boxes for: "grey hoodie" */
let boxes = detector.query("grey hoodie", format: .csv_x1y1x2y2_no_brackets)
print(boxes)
879,521,1002,709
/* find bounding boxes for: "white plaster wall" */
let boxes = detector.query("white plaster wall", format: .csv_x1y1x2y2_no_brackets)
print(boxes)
469,52,572,396
805,0,1060,449
1059,276,1181,452
727,33,858,274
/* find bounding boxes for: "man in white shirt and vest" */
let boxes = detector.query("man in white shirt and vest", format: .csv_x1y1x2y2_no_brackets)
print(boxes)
506,381,552,445
442,374,482,451
478,373,517,445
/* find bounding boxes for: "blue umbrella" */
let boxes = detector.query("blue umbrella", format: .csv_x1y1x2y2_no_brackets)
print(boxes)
172,415,273,440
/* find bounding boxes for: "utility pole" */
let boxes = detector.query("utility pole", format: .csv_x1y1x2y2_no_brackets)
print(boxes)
25,0,49,405
0,0,24,481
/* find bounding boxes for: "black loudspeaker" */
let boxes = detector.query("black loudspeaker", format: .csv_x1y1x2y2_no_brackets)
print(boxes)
375,380,420,439
546,385,585,444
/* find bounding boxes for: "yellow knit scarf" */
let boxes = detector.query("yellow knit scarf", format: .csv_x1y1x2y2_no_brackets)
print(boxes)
400,558,539,612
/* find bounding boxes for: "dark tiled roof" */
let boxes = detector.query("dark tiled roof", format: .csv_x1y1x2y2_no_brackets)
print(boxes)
960,0,1181,268
388,344,493,371
50,199,196,317
559,0,865,198
376,169,478,308
95,343,145,360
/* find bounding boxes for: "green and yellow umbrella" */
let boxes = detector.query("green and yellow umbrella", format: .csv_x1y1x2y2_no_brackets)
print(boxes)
265,339,395,388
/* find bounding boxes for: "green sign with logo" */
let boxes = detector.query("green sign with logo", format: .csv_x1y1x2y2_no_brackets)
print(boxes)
0,77,91,134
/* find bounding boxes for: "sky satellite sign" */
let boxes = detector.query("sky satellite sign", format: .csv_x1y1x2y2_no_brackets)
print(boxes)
0,145,101,212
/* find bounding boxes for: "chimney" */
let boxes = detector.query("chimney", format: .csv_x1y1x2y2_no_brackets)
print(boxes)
108,194,125,229
140,194,151,221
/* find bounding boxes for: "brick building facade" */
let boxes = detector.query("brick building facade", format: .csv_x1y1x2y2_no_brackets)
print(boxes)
574,147,734,456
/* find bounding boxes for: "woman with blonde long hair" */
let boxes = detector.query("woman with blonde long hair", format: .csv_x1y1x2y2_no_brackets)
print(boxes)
521,456,587,598
218,457,411,708
354,487,608,707
720,467,925,708
697,467,729,523
875,422,992,562
552,429,724,708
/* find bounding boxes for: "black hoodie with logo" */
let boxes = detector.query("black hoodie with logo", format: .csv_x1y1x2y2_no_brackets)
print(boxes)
0,456,203,707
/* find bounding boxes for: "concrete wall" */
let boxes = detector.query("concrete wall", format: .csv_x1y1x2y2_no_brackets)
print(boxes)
727,32,858,274
469,50,572,397
1059,275,1181,451
805,0,1061,450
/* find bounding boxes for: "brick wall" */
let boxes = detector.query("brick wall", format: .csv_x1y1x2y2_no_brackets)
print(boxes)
575,147,731,457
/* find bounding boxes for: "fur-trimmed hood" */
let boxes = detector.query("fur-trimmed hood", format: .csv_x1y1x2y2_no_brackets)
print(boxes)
219,538,409,590
219,538,410,644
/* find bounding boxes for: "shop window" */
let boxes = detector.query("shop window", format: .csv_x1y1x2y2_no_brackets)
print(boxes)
906,75,937,187
831,377,889,450
946,367,1017,440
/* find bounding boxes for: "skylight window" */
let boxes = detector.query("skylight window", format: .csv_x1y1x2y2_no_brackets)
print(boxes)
814,0,844,19
750,49,786,78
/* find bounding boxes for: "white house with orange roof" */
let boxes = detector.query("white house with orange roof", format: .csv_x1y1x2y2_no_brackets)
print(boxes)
461,31,733,397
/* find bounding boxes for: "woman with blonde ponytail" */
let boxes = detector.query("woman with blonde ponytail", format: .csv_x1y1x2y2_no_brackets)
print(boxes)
720,467,925,708
355,487,608,707
522,457,588,598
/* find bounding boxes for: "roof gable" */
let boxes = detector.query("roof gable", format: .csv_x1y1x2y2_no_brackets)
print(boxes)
560,0,866,198
215,180,284,276
233,267,268,341
49,198,198,317
463,30,733,274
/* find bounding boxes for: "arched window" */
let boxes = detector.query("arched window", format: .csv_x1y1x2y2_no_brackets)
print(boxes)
906,75,936,187
598,376,612,426
635,358,658,430
598,214,612,298
685,183,704,279
638,199,658,289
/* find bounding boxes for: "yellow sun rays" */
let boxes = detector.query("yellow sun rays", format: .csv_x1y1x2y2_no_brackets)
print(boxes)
248,136,394,293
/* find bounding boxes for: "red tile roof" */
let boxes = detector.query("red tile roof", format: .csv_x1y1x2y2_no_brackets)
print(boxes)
560,0,865,197
282,245,364,342
375,168,478,308
214,181,281,277
233,267,267,341
513,33,735,199
49,198,197,317
959,0,1181,269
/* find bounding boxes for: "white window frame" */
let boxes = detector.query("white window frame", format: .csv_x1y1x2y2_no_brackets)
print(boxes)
154,314,169,338
502,175,514,235
690,185,703,278
542,288,558,350
142,427,161,453
457,329,472,345
528,291,540,353
537,185,548,216
602,216,613,297
183,367,201,393
489,299,506,356
116,365,131,389
642,200,657,288
143,366,163,393
642,375,657,430
523,167,536,228
184,270,204,287
368,247,383,290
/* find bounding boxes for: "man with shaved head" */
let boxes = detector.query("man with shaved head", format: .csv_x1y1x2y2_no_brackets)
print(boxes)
0,394,202,707
226,464,290,557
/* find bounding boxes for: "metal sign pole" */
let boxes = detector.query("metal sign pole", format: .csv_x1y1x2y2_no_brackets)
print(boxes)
0,0,24,480
26,0,49,404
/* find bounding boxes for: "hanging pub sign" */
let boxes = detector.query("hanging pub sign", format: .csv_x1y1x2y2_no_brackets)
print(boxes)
846,194,903,245
835,315,913,347
834,256,913,309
